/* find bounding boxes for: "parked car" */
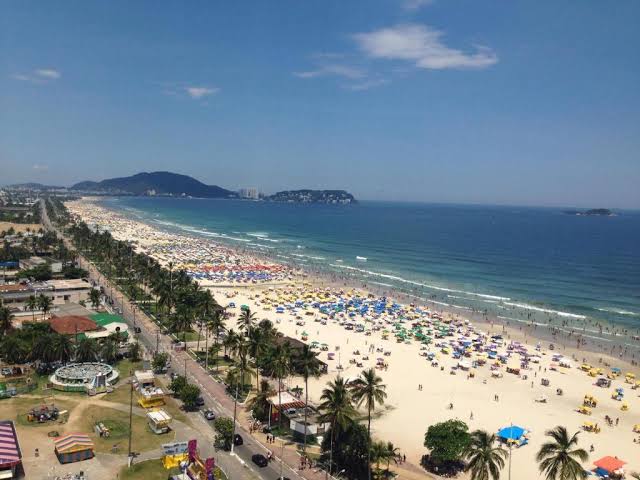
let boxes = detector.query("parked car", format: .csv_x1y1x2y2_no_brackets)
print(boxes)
233,434,243,446
252,454,268,467
195,397,205,407
202,409,215,421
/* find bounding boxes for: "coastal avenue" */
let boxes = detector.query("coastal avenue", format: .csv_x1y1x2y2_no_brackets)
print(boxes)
40,200,333,480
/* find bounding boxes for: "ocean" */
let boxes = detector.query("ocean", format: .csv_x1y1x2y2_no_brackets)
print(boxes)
100,197,640,333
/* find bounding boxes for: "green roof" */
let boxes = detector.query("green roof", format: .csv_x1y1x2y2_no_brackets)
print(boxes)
90,313,126,327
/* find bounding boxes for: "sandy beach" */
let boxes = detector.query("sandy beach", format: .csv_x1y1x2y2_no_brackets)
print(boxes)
67,198,640,478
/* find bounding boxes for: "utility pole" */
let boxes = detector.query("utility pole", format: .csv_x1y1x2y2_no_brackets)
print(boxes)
156,330,160,355
128,370,134,466
231,379,239,454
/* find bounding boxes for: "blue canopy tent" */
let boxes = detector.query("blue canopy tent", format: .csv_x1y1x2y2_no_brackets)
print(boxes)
497,425,529,447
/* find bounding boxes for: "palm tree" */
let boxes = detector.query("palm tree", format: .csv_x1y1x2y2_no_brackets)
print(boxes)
50,334,73,363
295,344,322,453
384,442,401,473
100,337,119,364
248,327,266,392
270,342,292,429
536,426,588,480
209,309,226,371
464,430,508,480
37,294,53,321
0,335,26,364
246,379,276,421
237,308,256,333
0,305,13,335
172,303,193,346
319,376,357,474
89,288,101,309
223,328,241,359
26,295,38,321
76,337,100,362
350,368,388,480
370,441,389,476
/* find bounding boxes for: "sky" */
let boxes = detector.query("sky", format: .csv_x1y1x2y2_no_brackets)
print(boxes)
1,1,639,208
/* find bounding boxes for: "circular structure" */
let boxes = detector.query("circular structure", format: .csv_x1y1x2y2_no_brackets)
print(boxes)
50,363,119,392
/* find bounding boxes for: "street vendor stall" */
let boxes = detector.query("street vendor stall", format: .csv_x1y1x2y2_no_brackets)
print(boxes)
0,420,23,478
147,409,172,434
54,433,95,464
593,456,626,478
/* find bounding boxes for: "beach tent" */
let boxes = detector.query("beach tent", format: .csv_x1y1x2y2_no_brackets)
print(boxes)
54,433,94,464
593,456,626,477
497,425,528,447
0,420,22,476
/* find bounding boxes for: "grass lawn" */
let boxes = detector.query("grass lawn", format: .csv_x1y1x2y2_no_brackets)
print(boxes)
103,383,189,425
81,405,175,454
119,459,180,480
13,397,78,427
114,359,144,380
119,459,228,480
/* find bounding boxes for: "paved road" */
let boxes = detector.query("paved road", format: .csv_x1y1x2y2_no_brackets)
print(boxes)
41,200,329,480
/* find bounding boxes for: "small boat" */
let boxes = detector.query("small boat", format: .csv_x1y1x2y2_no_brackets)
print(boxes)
356,256,367,262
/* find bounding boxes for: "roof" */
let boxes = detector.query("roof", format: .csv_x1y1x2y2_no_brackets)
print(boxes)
135,370,155,383
49,316,99,335
0,284,31,294
90,313,126,327
267,391,306,410
54,433,94,454
0,420,21,467
593,456,626,472
45,279,91,290
147,410,172,423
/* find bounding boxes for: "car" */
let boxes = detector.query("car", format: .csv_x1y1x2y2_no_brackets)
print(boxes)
251,454,268,467
202,409,215,421
195,397,205,407
233,434,243,446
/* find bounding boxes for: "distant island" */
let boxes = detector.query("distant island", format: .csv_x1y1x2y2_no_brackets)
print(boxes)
265,189,356,204
563,208,614,216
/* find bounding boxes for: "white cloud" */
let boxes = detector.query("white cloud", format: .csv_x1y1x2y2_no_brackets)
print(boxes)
354,24,498,70
402,0,433,11
11,68,61,83
345,78,389,91
185,86,219,99
32,164,49,171
294,64,365,80
36,69,61,79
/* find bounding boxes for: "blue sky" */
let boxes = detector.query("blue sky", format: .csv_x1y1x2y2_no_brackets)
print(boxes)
1,1,639,208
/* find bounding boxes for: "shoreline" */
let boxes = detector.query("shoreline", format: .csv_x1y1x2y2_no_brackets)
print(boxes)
72,196,640,371
65,197,640,478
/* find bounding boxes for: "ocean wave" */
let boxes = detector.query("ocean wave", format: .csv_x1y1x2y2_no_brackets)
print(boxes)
503,301,586,320
247,243,275,249
596,307,638,317
371,281,394,288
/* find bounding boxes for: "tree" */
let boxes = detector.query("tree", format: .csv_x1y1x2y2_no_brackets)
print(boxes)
294,344,322,452
0,305,13,335
26,295,38,321
0,335,27,364
180,383,201,410
152,352,169,373
128,341,141,362
320,421,370,480
213,417,234,450
100,337,119,363
89,288,101,309
350,367,387,480
536,426,588,480
37,294,53,321
237,308,256,333
75,337,99,362
424,420,471,465
464,430,508,480
319,376,357,475
169,375,188,396
270,342,292,429
246,379,276,422
49,333,74,363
